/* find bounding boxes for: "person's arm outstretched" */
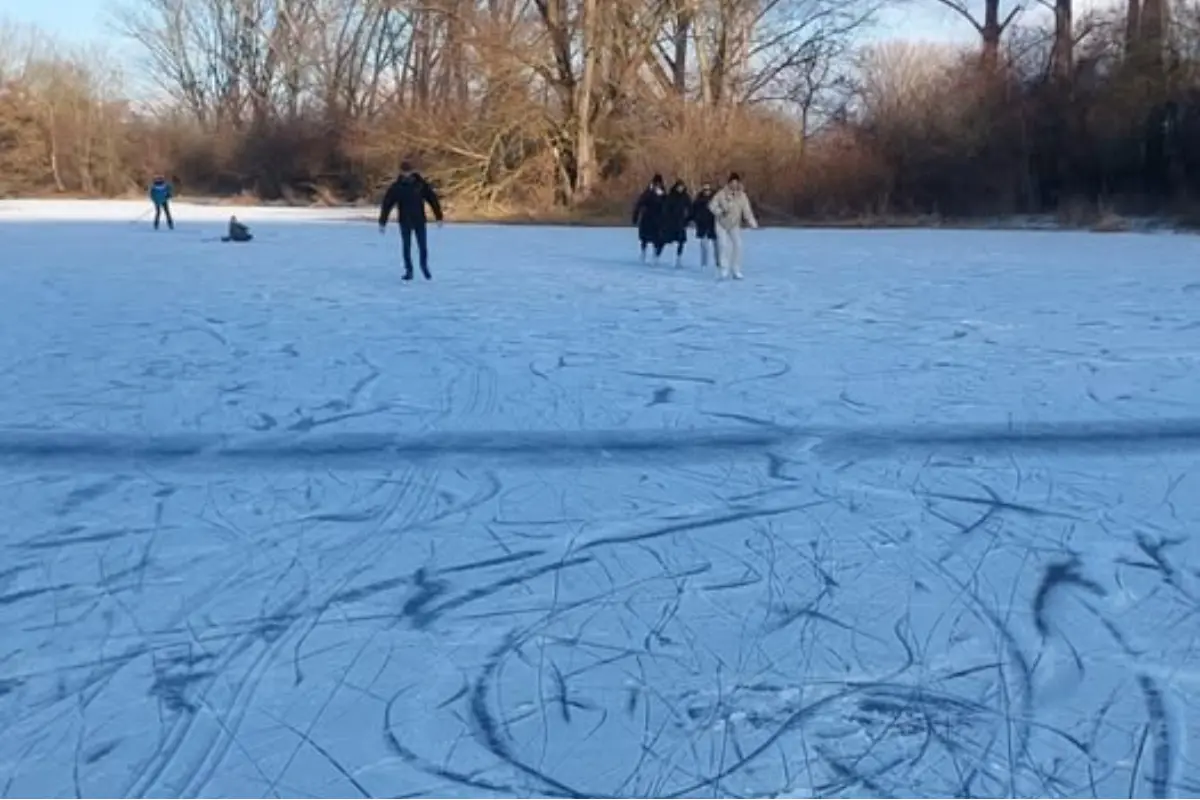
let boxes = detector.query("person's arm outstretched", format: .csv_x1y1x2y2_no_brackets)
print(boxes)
742,194,759,229
422,180,444,225
378,182,398,230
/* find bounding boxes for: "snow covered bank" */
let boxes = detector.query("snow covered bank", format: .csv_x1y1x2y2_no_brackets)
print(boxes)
0,198,368,223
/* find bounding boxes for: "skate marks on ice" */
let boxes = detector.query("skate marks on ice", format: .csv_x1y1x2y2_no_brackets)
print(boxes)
2,416,1200,472
2,223,1199,796
2,443,1196,797
373,466,1196,798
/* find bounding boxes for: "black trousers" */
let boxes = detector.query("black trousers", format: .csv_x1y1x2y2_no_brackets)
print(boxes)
400,222,430,278
641,238,665,256
153,202,173,229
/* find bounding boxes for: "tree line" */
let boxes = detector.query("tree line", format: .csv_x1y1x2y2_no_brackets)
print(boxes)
2,0,1199,223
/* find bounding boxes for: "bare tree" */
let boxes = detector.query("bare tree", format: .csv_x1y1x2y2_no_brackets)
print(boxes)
932,0,1024,70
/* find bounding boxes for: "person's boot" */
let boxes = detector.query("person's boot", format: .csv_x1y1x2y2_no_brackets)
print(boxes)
402,272,413,281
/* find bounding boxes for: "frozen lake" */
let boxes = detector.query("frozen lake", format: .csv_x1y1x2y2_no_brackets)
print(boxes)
1,200,1198,797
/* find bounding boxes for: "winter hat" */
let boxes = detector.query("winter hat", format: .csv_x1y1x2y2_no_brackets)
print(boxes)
400,160,414,173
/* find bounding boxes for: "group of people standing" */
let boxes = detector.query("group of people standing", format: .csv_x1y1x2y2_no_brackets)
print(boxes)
147,164,760,282
632,172,758,280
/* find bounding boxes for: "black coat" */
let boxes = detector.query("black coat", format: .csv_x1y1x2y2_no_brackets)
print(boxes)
661,186,692,243
633,186,666,242
691,190,716,239
379,172,443,228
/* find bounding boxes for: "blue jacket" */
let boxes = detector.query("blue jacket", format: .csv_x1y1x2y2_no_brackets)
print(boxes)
149,180,172,205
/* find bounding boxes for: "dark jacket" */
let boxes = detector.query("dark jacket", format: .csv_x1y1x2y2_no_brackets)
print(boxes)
222,218,252,242
691,189,717,239
632,185,666,242
661,184,692,243
379,172,443,227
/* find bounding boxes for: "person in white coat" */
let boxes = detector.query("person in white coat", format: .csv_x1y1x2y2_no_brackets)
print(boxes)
707,172,758,279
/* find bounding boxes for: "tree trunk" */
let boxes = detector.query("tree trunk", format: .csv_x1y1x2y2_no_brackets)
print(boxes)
1053,0,1073,82
981,0,1002,73
1139,0,1165,70
1125,0,1140,53
572,0,599,203
672,2,690,97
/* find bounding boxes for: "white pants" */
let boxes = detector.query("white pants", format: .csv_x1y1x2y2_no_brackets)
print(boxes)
716,227,742,277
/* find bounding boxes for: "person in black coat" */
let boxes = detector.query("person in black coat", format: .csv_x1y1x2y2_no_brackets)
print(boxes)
690,181,719,269
221,215,252,242
378,161,444,280
632,174,667,263
660,179,692,267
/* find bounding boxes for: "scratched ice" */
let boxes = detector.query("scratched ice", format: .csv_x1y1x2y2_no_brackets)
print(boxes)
1,199,1198,798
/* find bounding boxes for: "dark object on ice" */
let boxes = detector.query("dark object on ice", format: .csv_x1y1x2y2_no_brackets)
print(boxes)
633,175,667,260
379,163,444,280
149,175,174,230
691,181,720,268
660,180,692,265
691,183,717,240
661,180,691,242
220,216,253,242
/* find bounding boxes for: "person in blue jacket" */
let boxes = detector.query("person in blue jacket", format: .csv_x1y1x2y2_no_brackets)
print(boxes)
149,175,174,230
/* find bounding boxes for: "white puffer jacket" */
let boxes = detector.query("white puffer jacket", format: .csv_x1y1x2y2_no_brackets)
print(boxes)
709,186,758,231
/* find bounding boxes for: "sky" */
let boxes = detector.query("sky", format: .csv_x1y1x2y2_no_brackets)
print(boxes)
5,0,1122,57
6,0,983,48
5,0,118,42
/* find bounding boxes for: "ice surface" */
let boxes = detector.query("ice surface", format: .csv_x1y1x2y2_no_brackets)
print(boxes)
0,200,1198,798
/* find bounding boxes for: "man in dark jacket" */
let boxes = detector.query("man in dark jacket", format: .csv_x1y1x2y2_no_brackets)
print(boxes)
378,161,444,280
632,174,667,263
690,181,719,269
661,179,692,268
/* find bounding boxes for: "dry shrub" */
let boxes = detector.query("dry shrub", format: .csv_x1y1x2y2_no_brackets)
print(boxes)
580,105,806,223
345,93,556,217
